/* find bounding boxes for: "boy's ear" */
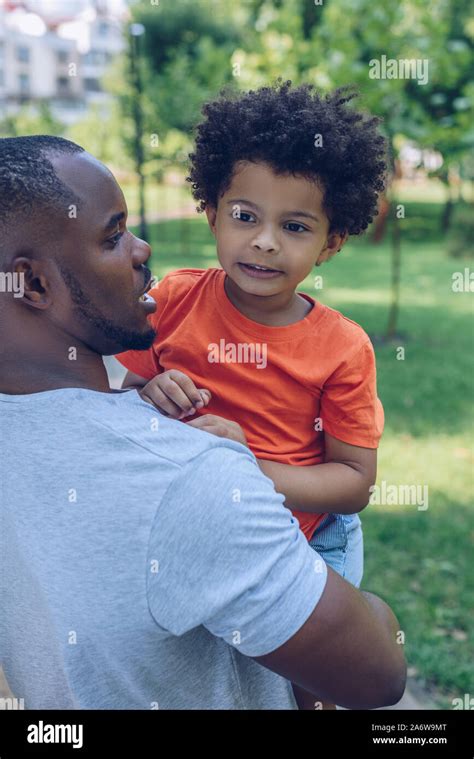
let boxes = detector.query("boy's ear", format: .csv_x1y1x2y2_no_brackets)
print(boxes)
205,205,217,235
315,231,349,266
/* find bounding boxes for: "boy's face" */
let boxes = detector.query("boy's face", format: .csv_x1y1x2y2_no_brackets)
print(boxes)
206,161,346,300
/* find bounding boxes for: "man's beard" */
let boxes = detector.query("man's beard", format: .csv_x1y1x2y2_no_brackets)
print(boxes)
58,265,156,352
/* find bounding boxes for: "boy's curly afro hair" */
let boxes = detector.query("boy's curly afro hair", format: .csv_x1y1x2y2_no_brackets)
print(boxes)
187,81,387,235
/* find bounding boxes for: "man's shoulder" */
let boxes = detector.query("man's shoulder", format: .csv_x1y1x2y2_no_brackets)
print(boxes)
3,388,252,476
86,389,256,472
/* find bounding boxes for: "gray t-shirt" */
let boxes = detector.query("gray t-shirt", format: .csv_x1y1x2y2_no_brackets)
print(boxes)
0,388,327,709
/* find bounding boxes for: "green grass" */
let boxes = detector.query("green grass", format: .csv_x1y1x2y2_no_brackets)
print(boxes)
131,200,473,706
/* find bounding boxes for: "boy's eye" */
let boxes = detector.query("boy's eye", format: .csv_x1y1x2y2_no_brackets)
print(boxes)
233,211,255,223
285,222,308,233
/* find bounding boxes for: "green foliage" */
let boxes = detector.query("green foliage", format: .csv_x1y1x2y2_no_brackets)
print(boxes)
135,0,239,70
402,0,474,166
232,0,473,168
81,0,472,201
66,102,128,167
132,0,242,134
0,102,63,138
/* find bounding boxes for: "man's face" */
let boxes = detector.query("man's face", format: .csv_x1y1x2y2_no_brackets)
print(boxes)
206,161,338,300
47,152,157,355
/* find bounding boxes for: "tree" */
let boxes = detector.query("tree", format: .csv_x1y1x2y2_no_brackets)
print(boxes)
131,0,243,134
402,0,474,231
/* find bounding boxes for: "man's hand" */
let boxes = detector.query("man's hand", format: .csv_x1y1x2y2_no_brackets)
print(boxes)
186,414,248,447
139,370,211,420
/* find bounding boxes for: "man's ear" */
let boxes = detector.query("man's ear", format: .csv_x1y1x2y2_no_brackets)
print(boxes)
315,231,349,267
205,205,217,236
13,257,51,309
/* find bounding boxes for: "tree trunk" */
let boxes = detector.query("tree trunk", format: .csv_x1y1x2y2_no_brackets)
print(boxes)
386,197,402,340
130,31,148,242
439,170,456,234
372,193,390,243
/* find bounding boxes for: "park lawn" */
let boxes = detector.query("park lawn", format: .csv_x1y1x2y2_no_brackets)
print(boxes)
131,202,473,707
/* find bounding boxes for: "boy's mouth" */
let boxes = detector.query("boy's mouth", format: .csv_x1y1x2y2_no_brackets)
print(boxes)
238,262,284,279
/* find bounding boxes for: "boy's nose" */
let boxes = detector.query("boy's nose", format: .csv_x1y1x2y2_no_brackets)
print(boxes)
251,229,280,253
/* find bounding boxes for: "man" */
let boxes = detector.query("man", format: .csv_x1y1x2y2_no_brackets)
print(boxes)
0,136,406,709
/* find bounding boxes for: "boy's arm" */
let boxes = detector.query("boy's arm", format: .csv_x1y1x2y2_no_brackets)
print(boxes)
257,433,377,514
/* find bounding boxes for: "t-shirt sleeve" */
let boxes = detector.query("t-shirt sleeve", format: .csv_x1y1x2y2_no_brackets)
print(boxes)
320,338,384,448
115,342,162,381
115,281,167,381
146,445,328,657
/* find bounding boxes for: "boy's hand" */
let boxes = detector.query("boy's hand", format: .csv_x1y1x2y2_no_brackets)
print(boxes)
186,414,248,447
139,370,211,420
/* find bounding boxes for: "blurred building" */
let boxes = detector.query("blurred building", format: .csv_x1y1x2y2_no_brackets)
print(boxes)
0,0,127,124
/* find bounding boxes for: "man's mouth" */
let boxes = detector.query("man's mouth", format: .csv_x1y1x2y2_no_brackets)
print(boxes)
138,292,154,303
138,275,157,302
137,276,158,312
238,262,284,279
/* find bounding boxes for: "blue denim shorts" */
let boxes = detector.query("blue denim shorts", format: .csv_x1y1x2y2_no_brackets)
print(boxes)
308,513,364,588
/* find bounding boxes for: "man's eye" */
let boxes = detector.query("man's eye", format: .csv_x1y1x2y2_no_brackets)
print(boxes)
106,232,124,247
285,222,308,233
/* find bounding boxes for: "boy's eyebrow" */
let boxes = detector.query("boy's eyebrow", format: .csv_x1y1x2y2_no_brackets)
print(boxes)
286,210,321,223
103,211,126,232
227,199,261,211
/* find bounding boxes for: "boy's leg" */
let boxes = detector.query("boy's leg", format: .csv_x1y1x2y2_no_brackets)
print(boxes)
341,514,364,588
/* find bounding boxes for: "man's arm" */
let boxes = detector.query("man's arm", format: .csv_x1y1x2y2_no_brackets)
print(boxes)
122,369,148,390
258,433,377,514
254,567,406,709
147,445,405,710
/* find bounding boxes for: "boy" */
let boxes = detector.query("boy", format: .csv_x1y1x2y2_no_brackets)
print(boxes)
117,82,386,709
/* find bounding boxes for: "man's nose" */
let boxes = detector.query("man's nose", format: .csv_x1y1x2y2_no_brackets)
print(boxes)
251,226,280,253
132,236,152,266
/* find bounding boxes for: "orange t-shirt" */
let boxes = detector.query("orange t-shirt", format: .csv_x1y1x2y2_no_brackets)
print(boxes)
117,268,384,541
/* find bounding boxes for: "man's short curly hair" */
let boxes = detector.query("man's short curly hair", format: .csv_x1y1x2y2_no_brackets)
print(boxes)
0,136,84,228
187,81,387,235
